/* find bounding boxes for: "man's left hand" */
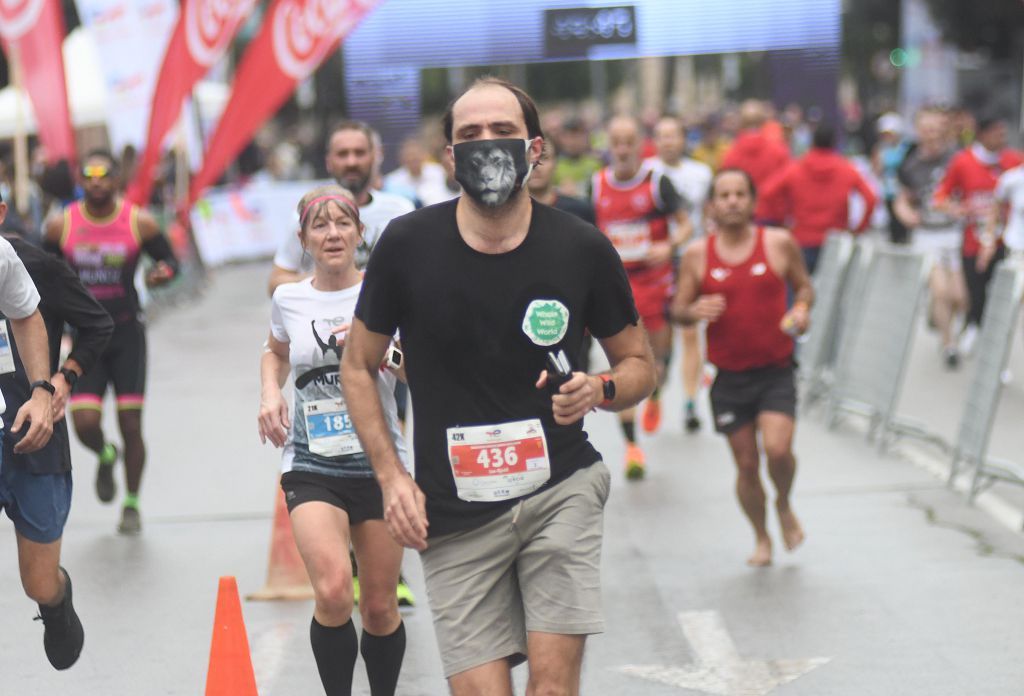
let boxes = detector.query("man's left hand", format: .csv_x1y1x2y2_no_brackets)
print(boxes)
645,241,673,267
536,371,600,425
145,261,176,288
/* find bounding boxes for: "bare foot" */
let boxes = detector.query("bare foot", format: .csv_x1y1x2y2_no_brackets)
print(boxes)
777,505,805,552
747,536,772,567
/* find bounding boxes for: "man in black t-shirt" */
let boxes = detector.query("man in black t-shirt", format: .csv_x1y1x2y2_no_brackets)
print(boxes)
342,78,656,694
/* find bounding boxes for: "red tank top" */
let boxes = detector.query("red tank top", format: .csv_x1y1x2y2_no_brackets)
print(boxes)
592,167,670,273
61,200,142,323
701,227,793,371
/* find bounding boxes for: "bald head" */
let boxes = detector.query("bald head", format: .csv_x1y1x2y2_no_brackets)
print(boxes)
739,100,767,130
608,115,643,179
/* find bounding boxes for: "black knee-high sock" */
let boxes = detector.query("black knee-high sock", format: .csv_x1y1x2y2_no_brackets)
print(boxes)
310,617,358,696
360,622,406,696
621,420,636,443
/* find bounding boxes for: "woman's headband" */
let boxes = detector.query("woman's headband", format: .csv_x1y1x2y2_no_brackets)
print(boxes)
299,194,359,228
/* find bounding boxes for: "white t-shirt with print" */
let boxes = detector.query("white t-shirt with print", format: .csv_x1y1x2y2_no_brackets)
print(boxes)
273,190,415,274
270,278,407,477
645,156,713,236
996,165,1024,252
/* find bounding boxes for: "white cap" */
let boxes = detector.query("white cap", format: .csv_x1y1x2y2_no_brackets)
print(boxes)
877,112,903,135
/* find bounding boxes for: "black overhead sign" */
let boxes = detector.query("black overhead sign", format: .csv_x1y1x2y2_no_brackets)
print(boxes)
544,6,637,59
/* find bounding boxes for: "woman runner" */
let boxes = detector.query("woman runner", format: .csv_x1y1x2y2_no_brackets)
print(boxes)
258,184,407,695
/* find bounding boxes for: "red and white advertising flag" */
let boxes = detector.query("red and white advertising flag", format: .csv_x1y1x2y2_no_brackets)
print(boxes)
127,0,255,205
0,0,76,164
187,0,383,207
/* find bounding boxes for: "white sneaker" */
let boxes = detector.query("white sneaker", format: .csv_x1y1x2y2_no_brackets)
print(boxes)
959,324,979,356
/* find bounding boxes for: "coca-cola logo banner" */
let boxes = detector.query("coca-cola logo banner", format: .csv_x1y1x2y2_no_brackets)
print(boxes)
0,0,46,41
184,0,255,67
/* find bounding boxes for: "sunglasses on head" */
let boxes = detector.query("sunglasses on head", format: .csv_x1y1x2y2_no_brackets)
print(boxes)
82,165,110,179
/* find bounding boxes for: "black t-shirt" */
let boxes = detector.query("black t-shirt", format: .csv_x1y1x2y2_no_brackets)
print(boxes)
0,237,113,473
356,198,638,536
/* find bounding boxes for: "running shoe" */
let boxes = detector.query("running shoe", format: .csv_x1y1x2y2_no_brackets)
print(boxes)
625,443,645,480
944,348,959,370
641,399,661,434
959,324,979,356
685,403,701,433
117,506,141,535
34,567,84,671
352,577,361,605
397,575,415,607
95,443,117,503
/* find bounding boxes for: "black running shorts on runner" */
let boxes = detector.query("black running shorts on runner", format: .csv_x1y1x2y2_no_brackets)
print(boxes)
709,364,797,434
280,470,384,524
71,320,147,408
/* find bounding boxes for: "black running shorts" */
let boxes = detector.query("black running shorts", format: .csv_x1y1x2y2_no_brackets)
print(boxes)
709,364,796,434
71,320,147,409
280,470,385,524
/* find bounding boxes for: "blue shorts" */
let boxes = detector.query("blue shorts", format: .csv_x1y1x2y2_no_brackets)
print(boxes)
0,433,72,543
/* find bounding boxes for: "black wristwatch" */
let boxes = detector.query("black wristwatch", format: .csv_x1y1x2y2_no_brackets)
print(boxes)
599,374,616,406
59,367,78,389
30,379,56,396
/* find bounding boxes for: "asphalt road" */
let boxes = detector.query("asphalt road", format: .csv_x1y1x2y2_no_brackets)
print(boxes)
2,261,1023,695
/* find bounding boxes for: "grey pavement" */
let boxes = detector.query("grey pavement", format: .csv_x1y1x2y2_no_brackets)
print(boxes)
3,261,1024,695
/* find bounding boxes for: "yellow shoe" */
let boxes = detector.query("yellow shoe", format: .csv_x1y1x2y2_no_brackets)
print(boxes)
625,443,645,480
396,575,415,607
352,577,360,605
641,398,662,433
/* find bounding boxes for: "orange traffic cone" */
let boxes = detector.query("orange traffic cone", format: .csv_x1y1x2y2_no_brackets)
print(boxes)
246,483,315,601
205,576,259,696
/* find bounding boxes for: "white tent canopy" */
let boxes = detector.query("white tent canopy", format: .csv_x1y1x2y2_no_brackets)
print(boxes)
0,27,229,140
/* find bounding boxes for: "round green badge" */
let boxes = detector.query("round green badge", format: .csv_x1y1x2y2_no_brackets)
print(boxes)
522,299,569,347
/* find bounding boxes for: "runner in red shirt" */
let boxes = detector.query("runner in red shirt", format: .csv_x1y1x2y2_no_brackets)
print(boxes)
671,169,814,567
933,114,1023,354
593,115,690,479
760,125,877,273
721,100,791,224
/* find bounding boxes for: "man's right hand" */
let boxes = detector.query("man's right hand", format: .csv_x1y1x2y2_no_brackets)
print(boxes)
690,293,727,322
381,473,429,550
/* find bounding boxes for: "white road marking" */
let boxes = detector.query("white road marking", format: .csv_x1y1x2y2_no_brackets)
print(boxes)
619,611,831,695
252,621,296,693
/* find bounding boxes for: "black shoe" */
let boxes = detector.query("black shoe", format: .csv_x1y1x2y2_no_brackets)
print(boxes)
95,444,117,503
35,567,84,670
685,407,701,433
944,348,960,370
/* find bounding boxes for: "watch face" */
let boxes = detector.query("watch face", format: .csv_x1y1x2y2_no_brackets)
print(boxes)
603,377,615,401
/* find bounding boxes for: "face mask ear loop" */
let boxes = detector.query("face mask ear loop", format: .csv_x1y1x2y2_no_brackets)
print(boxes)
520,138,537,190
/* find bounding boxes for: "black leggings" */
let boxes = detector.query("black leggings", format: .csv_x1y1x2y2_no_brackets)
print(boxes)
962,246,1006,327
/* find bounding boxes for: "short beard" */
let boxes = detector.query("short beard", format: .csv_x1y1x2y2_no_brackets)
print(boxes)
336,172,371,196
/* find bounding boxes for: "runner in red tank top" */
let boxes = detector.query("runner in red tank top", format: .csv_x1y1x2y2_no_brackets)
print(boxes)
43,150,178,535
671,169,813,567
593,115,691,480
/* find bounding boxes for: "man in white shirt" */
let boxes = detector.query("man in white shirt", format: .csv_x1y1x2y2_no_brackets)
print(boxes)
0,231,79,670
268,121,416,296
384,137,457,207
645,115,711,432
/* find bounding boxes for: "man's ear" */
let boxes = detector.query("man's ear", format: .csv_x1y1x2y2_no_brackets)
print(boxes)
528,137,543,165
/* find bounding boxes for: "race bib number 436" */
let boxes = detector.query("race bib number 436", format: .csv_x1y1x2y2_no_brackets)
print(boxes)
447,419,551,502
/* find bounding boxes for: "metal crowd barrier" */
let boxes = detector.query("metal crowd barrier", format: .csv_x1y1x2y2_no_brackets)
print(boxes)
798,233,855,405
825,244,936,452
947,260,1024,502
